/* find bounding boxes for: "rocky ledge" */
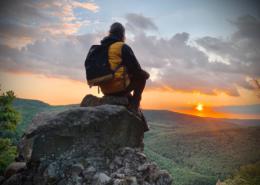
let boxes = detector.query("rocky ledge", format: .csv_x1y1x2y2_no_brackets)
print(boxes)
2,96,173,185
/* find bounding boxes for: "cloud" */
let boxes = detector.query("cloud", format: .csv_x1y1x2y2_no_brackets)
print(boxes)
0,0,99,48
71,1,99,12
195,15,260,78
127,32,246,96
231,14,260,40
0,33,99,81
125,13,158,34
124,14,259,96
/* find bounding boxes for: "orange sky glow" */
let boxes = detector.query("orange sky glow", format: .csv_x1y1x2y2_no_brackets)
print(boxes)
1,71,259,119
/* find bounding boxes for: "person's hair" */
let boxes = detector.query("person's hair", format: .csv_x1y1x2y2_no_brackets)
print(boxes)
109,22,125,40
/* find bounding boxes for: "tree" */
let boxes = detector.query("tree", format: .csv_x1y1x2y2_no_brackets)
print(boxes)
0,89,20,174
222,162,260,185
0,90,20,131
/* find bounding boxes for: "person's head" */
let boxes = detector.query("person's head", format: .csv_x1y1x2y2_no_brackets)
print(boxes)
109,22,125,41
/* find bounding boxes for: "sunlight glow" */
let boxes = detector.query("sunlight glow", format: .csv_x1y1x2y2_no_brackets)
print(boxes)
196,103,204,112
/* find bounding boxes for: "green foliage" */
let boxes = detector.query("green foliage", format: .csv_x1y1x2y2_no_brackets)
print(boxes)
0,138,17,174
144,146,217,185
0,90,20,131
223,162,260,185
0,89,20,174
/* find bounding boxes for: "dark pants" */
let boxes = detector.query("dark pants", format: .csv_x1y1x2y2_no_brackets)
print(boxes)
107,70,149,108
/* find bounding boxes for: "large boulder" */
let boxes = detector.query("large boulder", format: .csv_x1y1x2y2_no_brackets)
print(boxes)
18,105,145,163
3,102,172,185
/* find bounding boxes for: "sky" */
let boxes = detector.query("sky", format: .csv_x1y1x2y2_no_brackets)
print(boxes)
0,0,260,119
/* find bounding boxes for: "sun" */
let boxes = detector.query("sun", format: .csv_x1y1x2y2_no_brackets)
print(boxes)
196,103,204,112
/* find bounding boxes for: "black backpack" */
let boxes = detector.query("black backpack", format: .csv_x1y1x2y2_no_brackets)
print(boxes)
85,44,122,87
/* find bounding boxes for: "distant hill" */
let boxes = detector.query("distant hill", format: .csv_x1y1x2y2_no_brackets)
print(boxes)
13,98,50,108
13,98,260,185
13,98,51,136
144,109,260,127
213,104,260,114
218,118,260,127
13,98,78,136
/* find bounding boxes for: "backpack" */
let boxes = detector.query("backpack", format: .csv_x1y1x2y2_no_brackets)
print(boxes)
85,44,122,87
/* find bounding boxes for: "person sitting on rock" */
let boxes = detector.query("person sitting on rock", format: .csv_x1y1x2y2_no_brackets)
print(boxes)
99,22,150,113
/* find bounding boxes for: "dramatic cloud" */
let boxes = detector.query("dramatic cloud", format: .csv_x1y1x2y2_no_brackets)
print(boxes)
0,33,99,81
0,0,100,79
196,15,260,77
127,33,247,96
0,3,259,98
193,15,260,96
124,14,260,96
0,0,98,48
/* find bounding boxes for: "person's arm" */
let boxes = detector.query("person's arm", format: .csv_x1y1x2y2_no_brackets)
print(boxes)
122,44,142,75
122,44,150,79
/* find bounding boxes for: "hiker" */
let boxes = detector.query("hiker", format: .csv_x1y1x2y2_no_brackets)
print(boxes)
98,22,150,112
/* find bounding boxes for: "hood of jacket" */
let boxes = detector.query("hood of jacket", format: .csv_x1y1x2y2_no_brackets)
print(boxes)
100,35,123,45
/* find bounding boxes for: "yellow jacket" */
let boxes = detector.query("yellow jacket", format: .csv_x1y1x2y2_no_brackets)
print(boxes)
100,42,130,94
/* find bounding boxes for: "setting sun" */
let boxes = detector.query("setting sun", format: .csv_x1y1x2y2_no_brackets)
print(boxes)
196,103,204,112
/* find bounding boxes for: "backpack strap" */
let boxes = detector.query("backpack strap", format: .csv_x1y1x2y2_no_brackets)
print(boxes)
111,63,123,75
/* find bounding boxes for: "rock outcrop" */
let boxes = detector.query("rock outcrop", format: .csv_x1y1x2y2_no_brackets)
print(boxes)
2,96,173,185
